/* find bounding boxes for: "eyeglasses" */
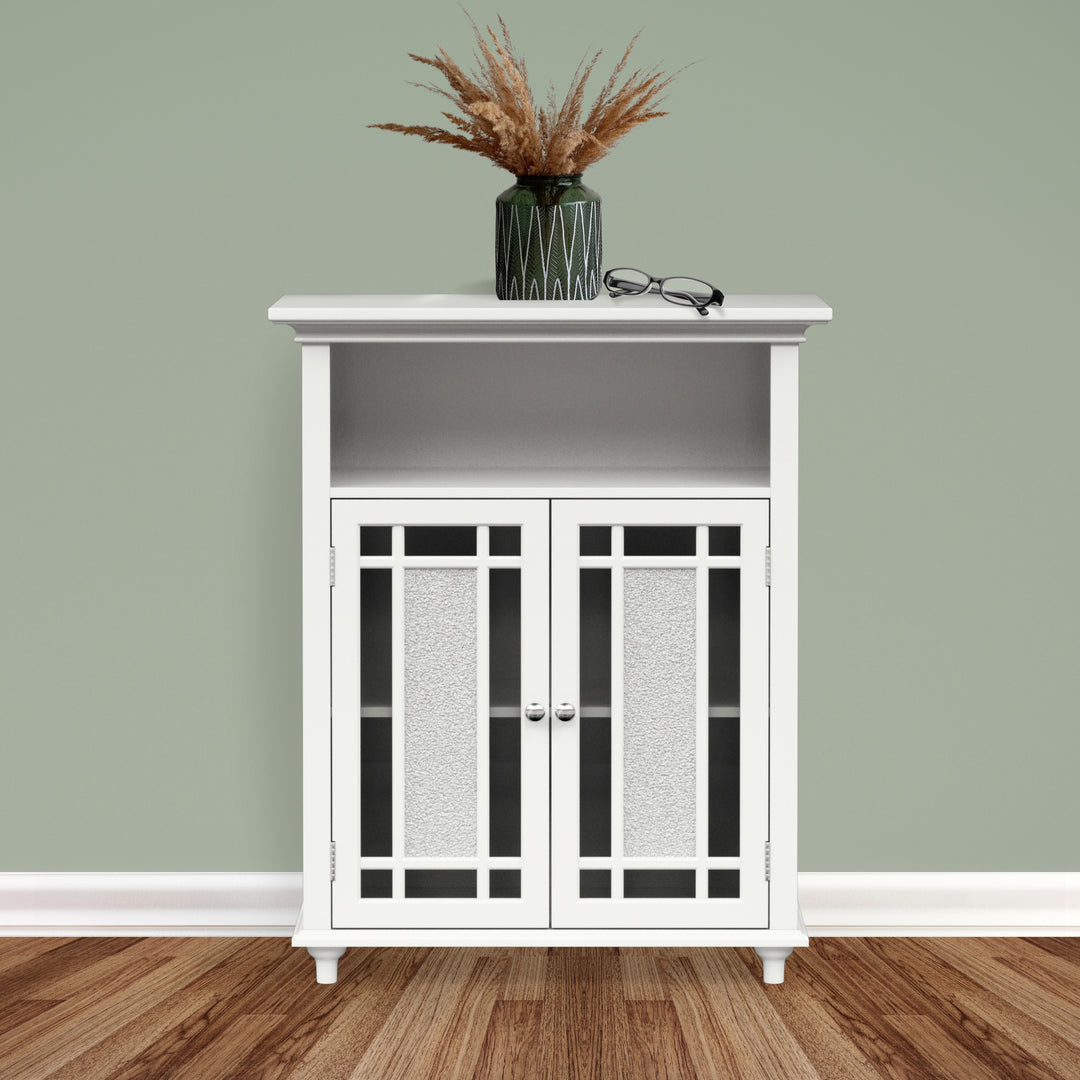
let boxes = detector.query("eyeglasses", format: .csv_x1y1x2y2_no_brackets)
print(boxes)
604,268,725,316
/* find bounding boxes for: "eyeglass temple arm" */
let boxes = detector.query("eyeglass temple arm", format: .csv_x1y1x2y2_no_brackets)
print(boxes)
605,276,648,294
691,288,726,314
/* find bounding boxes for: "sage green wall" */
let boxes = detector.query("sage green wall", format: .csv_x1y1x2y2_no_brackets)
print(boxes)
2,0,1077,871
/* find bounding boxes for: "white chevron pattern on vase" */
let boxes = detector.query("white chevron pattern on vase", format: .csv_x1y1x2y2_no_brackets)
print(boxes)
495,200,602,300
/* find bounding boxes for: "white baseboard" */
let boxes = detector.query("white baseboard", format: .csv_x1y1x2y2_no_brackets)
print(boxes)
800,872,1080,936
0,873,302,936
1,872,1076,937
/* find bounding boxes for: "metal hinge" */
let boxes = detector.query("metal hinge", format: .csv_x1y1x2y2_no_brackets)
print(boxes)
765,547,772,588
329,842,336,882
330,547,336,587
765,841,771,882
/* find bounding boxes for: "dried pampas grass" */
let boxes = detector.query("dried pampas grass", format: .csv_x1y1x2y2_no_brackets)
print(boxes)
370,13,683,176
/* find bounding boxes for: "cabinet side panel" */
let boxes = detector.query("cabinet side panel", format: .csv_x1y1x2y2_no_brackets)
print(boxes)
769,345,799,928
302,345,331,930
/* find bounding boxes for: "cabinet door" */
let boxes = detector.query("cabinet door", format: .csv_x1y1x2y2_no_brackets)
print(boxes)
551,499,770,929
331,499,549,928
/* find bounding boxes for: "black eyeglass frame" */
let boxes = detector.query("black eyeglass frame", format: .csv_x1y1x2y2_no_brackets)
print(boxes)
603,268,725,316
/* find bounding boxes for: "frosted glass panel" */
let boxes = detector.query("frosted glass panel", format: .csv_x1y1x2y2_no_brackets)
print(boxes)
623,568,696,857
403,569,477,857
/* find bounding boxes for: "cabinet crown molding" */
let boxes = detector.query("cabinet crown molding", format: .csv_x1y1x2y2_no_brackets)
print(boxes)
268,293,832,345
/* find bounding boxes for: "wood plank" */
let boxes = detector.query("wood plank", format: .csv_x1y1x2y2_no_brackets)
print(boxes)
93,941,292,1080
212,948,390,1080
950,990,1080,1080
729,947,886,1080
812,938,929,1016
20,936,196,1003
658,955,771,1080
43,940,280,1080
161,1012,289,1080
927,939,1080,1045
696,949,820,1080
539,947,621,1080
995,950,1080,1018
348,948,485,1080
282,947,431,1080
750,978,885,1080
780,942,947,1080
0,937,141,999
0,999,64,1035
619,948,667,1001
38,938,271,1080
1027,938,1080,964
0,945,184,1079
0,938,79,977
213,939,346,1018
854,937,1077,1079
884,1013,1037,1080
472,1000,545,1080
501,948,547,1001
422,956,509,1080
618,1000,698,1080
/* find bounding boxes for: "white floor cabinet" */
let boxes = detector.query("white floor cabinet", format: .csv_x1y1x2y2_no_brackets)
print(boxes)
269,294,831,985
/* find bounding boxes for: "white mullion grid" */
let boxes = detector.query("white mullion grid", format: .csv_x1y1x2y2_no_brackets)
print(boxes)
391,524,405,901
360,856,521,869
695,524,709,901
579,856,740,870
610,525,625,900
476,526,490,901
359,555,521,569
360,704,522,718
579,555,740,569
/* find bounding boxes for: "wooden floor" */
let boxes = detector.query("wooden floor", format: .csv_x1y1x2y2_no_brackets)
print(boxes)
1,937,1079,1079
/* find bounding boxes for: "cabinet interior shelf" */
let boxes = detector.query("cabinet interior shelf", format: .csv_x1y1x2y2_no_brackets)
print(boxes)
331,467,770,499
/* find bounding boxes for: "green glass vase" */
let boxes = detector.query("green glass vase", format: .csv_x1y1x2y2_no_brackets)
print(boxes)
495,174,601,300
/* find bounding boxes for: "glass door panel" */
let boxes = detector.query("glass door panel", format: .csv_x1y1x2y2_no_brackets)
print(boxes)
551,499,769,929
332,499,549,928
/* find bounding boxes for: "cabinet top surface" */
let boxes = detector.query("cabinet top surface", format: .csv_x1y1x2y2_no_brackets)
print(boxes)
268,294,831,343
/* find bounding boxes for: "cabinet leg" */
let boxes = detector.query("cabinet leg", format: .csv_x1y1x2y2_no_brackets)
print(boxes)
308,946,347,984
754,946,793,984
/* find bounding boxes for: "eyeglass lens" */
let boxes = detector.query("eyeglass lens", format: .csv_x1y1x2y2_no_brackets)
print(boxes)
604,268,653,294
660,277,716,305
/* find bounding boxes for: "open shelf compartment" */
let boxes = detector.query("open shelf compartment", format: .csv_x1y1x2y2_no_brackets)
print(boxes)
329,340,771,495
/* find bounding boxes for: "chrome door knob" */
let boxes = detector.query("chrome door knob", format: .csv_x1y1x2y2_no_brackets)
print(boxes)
524,702,546,721
555,702,577,722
